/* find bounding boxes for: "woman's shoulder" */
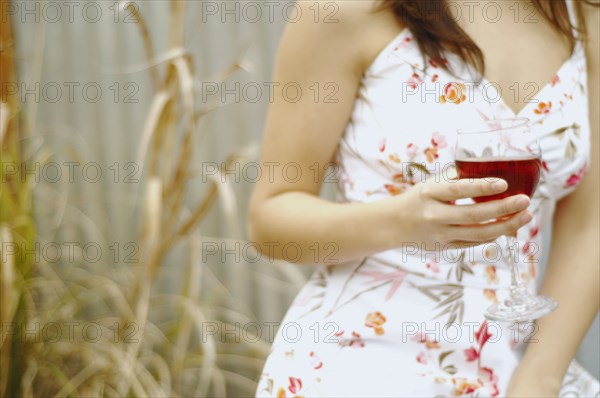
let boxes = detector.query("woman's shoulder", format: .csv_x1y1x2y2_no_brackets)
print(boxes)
277,1,404,76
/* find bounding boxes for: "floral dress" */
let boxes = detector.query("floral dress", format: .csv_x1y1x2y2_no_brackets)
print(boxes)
255,1,598,396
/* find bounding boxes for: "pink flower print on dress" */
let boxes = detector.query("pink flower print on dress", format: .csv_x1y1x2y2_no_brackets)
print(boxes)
406,143,419,158
529,225,539,238
461,321,500,395
542,160,550,172
431,132,447,148
424,132,448,162
566,163,588,187
309,351,323,370
478,367,500,397
475,320,493,348
426,260,440,273
379,137,386,153
288,377,302,395
407,72,424,90
522,241,535,256
464,347,479,362
393,35,412,51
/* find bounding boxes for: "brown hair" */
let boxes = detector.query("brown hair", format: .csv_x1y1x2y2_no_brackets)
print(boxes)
378,0,597,78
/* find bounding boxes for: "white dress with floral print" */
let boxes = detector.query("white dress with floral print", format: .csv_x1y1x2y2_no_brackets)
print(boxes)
256,1,599,397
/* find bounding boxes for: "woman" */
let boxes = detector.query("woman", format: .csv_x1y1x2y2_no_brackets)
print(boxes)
249,0,599,396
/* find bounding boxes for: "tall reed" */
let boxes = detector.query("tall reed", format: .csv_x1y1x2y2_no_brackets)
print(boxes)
0,1,292,396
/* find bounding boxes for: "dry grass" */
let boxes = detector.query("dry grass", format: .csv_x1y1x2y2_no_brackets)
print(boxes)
0,1,297,396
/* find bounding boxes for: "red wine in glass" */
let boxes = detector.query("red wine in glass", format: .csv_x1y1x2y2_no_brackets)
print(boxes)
454,117,557,323
455,156,541,202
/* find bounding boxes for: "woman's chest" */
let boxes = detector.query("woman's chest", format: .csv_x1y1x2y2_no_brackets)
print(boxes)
339,36,590,201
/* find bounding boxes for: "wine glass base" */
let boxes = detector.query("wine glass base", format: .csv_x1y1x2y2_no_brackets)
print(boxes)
484,295,558,323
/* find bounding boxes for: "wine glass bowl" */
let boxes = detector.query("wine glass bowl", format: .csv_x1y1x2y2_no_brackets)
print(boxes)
454,117,558,323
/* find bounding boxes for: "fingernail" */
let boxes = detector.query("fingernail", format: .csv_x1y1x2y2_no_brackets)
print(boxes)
491,179,507,192
515,196,530,209
521,212,533,224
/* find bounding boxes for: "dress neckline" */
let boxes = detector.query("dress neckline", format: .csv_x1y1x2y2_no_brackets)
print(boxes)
367,23,583,118
478,46,580,117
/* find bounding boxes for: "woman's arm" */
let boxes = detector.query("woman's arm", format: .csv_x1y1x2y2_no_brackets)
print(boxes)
507,3,600,396
247,1,409,264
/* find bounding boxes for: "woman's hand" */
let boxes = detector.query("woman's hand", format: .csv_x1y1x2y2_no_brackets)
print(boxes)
390,177,533,249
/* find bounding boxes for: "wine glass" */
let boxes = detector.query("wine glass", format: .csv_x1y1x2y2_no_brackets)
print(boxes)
454,117,558,322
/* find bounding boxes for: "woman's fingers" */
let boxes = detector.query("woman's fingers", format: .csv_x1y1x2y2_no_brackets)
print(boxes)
442,194,530,225
422,178,508,202
446,209,532,242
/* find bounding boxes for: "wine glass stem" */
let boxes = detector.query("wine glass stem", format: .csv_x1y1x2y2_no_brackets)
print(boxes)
505,234,527,306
